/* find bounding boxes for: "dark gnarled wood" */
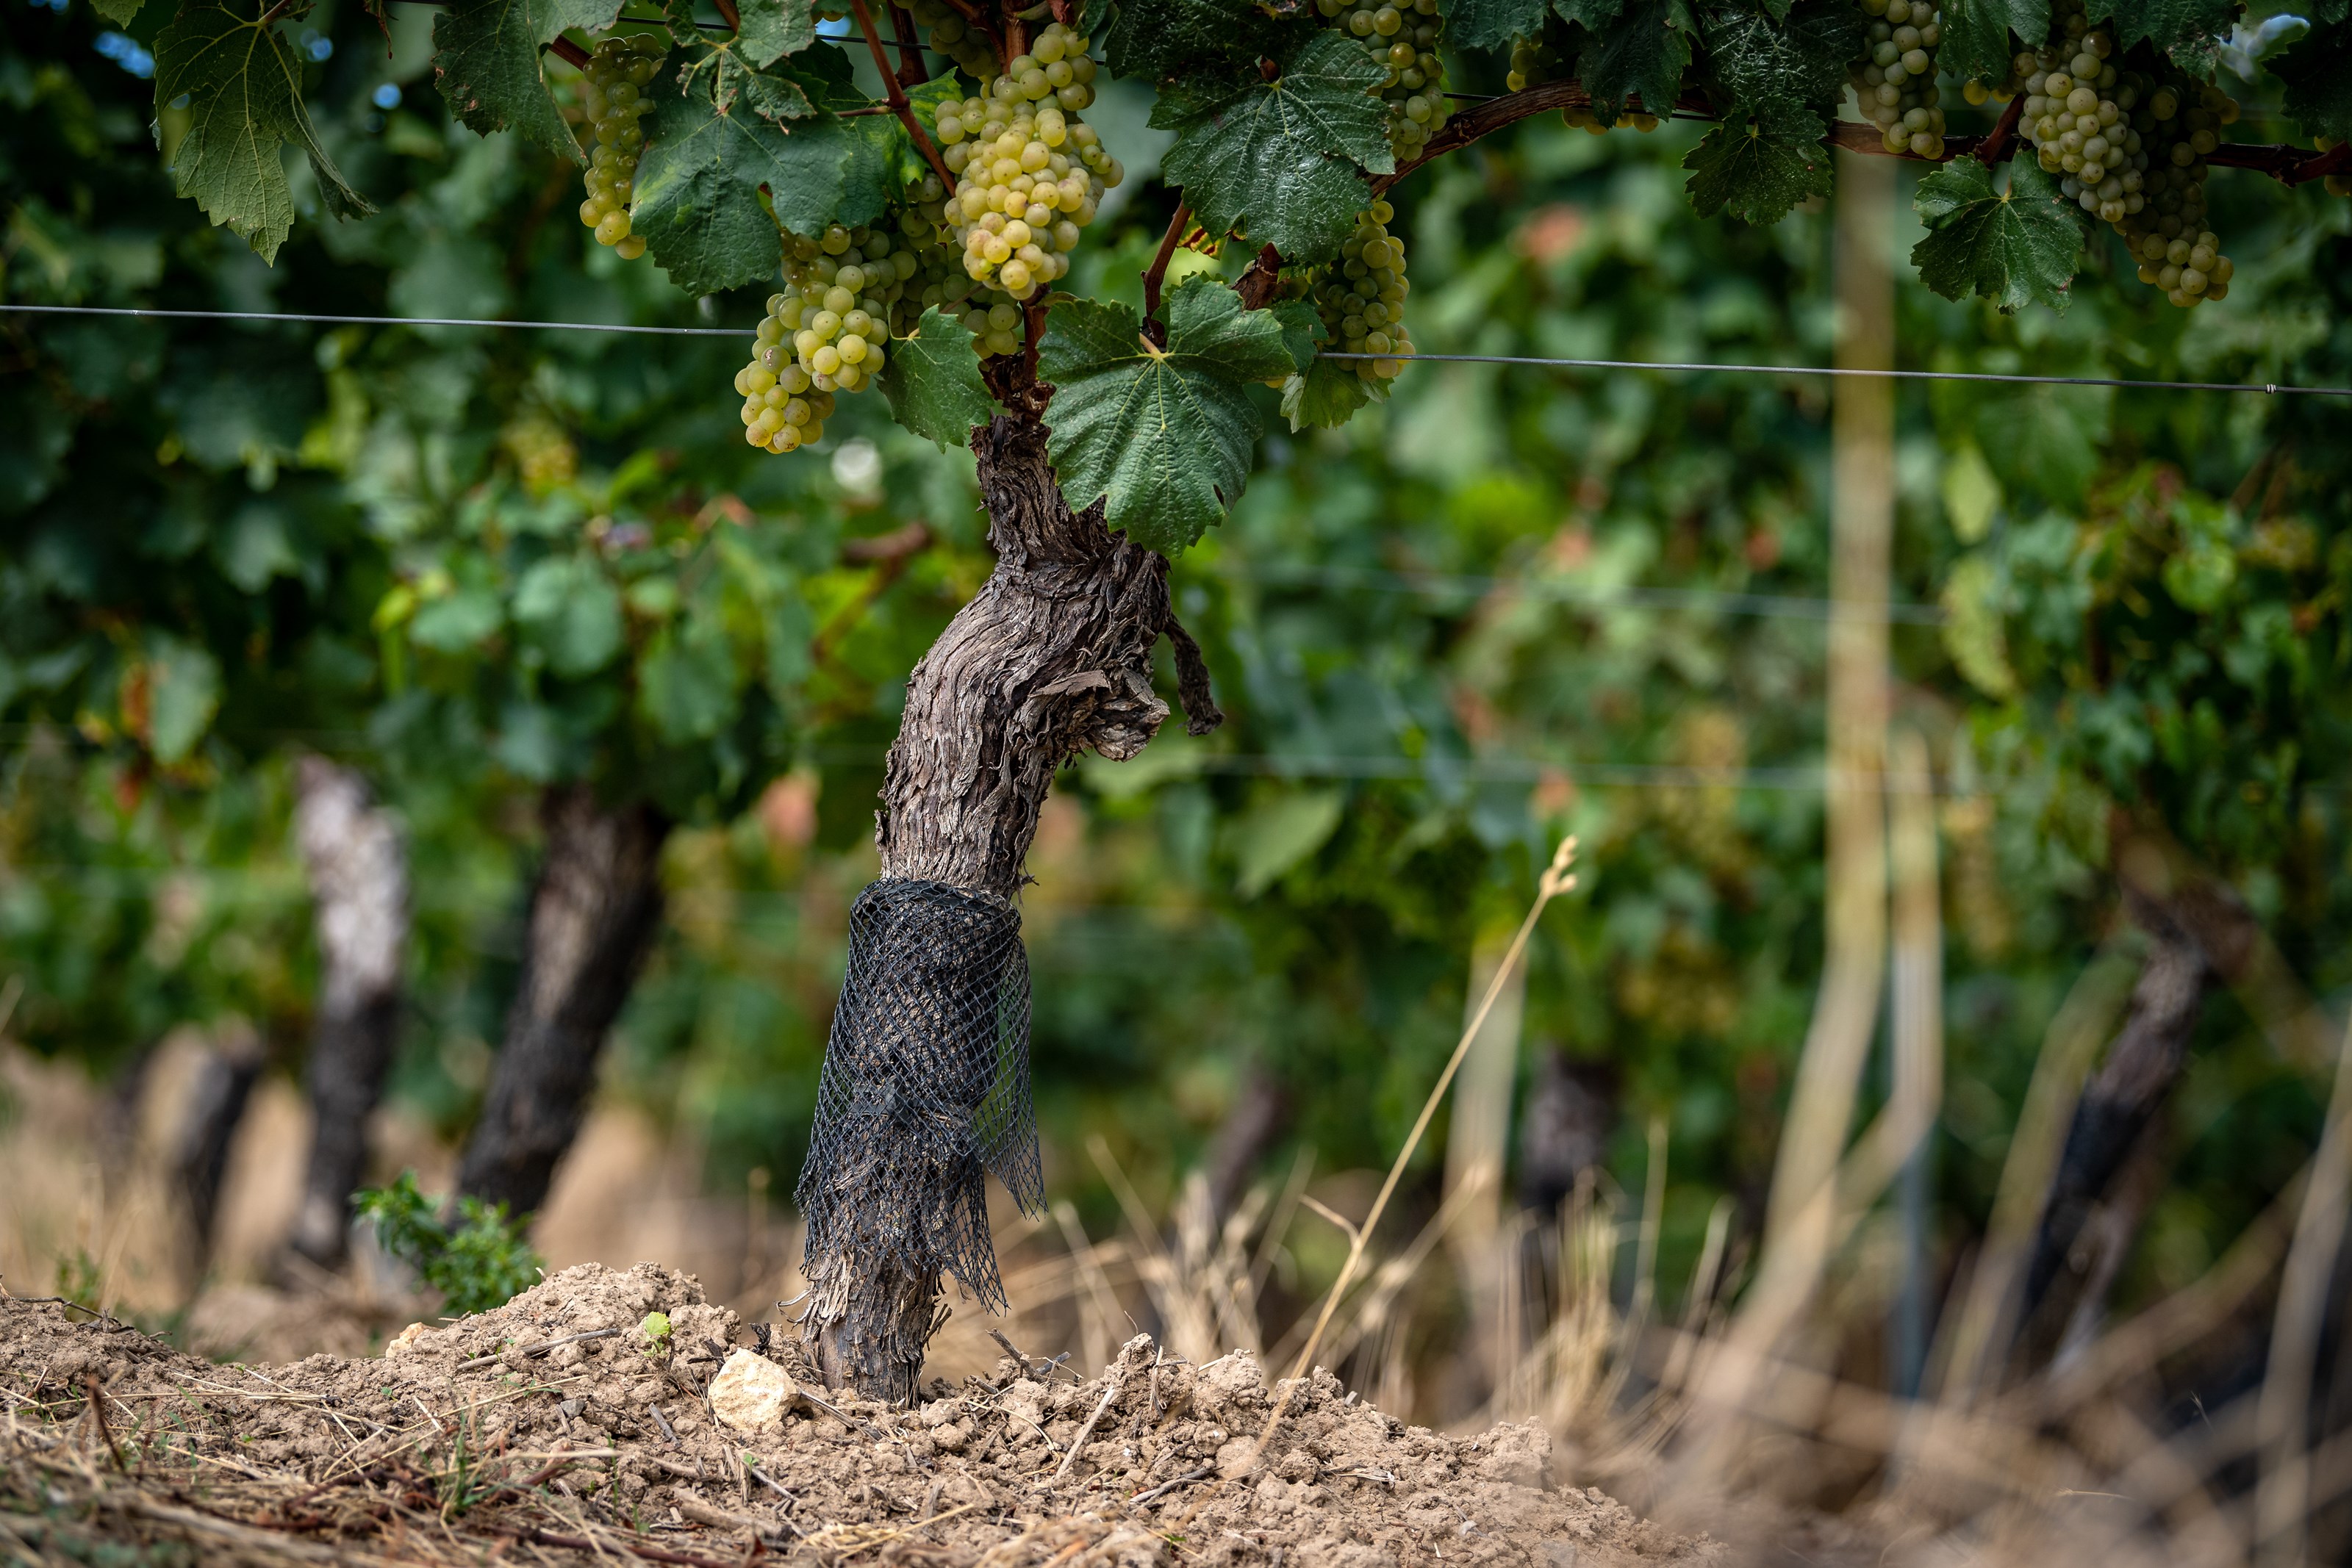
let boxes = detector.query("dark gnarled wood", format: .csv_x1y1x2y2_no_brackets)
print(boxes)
457,786,670,1219
875,414,1191,896
802,412,1219,1398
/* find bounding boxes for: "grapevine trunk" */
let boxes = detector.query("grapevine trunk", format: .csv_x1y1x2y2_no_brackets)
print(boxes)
800,411,1217,1401
456,786,670,1220
287,755,410,1268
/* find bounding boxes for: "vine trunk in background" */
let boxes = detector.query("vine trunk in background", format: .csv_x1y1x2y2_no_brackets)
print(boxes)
101,0,2352,1389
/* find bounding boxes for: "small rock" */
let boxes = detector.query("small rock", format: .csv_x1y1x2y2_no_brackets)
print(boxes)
1472,1421,1552,1489
1194,1352,1266,1421
709,1348,801,1437
384,1323,432,1358
1538,1543,1578,1568
560,1399,584,1419
932,1422,969,1453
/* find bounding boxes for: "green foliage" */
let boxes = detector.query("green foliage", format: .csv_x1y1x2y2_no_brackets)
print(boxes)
879,308,997,448
1696,0,1859,115
1573,0,1690,121
1911,157,2083,314
1682,105,1832,225
357,1172,544,1316
1157,33,1396,265
633,91,895,295
2270,19,2352,143
1036,279,1297,553
732,0,817,67
1936,0,2048,82
153,0,373,263
429,0,626,160
2103,0,2238,55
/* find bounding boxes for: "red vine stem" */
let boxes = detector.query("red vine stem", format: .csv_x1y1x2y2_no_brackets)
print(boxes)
847,0,956,188
548,34,590,68
711,0,740,32
1140,199,1190,342
1976,92,2025,167
887,2,929,85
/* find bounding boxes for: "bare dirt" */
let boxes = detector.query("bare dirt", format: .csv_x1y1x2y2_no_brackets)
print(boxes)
0,1263,1715,1568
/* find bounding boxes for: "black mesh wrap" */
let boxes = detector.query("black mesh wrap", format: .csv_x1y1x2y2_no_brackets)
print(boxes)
796,877,1044,1311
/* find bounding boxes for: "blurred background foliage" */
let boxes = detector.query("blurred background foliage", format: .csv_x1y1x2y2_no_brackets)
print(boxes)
4,0,2352,1400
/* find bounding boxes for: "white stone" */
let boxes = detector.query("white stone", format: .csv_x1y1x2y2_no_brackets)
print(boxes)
709,1349,801,1436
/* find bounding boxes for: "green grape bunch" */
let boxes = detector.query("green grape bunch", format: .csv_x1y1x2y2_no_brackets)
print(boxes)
1315,202,1413,383
1318,0,1452,162
933,22,1120,306
906,0,999,79
2015,2,2235,309
1505,36,1552,93
1851,0,1945,159
578,33,664,260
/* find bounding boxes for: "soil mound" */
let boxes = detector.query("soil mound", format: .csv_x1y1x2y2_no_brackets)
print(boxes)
1,1264,1711,1567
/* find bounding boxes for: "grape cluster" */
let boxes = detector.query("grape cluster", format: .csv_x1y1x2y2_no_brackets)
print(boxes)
1317,0,1452,161
1505,37,1554,93
578,33,663,261
1850,0,1945,158
933,24,1119,303
905,0,997,79
1313,204,1413,383
734,223,918,453
2016,8,2236,308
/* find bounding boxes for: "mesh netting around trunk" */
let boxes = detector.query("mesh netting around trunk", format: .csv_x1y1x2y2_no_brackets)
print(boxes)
797,877,1044,1313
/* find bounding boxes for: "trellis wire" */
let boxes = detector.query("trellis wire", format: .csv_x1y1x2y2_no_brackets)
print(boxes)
7,305,2351,395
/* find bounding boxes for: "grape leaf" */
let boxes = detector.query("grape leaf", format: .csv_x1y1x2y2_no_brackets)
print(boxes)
1911,155,2083,314
143,633,221,764
2269,18,2352,141
2098,0,2234,54
433,0,626,162
633,83,891,292
881,308,996,450
1447,0,1550,51
1699,0,1861,113
1270,300,1326,375
1555,0,1627,27
1103,0,1282,82
1684,104,1832,224
1937,0,2047,82
1039,280,1296,554
1158,33,1394,265
1280,353,1384,431
153,1,375,265
1577,0,1691,120
716,53,818,122
734,0,814,67
93,0,144,26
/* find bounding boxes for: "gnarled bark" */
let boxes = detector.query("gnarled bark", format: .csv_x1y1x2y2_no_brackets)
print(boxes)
800,413,1219,1400
2013,866,2258,1372
287,756,410,1269
456,786,669,1220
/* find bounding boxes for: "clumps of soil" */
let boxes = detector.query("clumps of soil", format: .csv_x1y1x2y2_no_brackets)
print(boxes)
1,1265,1712,1567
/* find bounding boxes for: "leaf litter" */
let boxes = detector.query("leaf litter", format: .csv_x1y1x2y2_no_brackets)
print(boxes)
0,1263,1713,1567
